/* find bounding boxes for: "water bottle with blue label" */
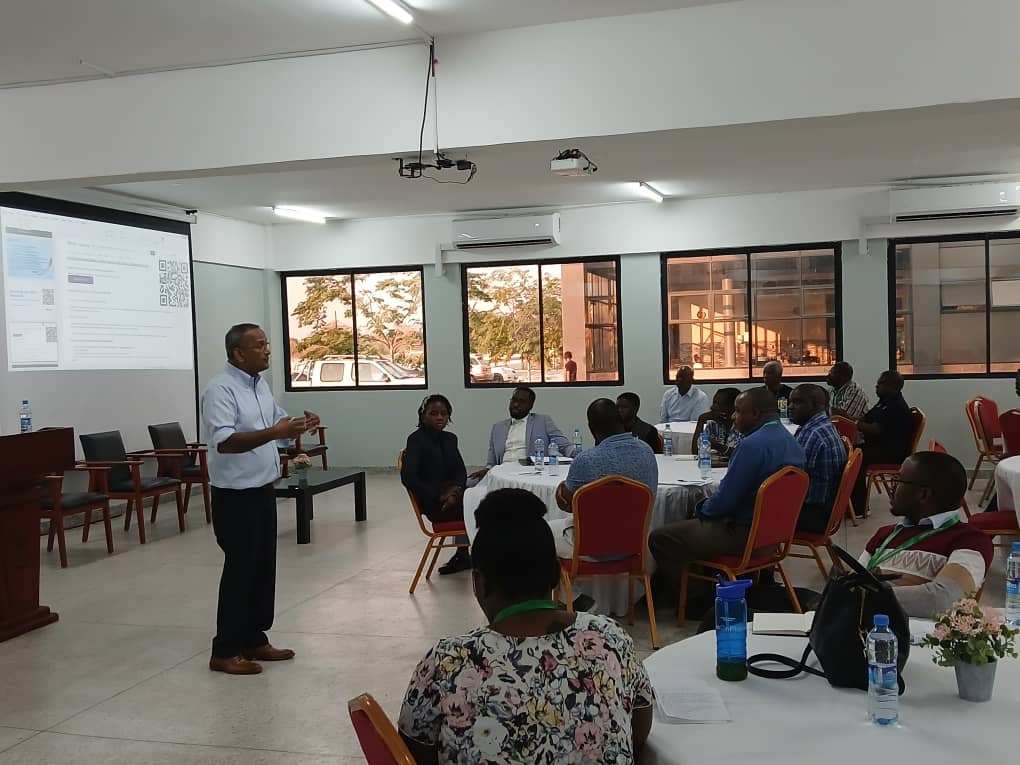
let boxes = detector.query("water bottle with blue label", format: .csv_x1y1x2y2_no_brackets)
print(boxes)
698,430,712,480
778,397,789,424
18,400,32,433
573,428,583,457
867,614,899,726
533,438,545,474
663,423,673,457
547,442,559,476
1006,541,1020,626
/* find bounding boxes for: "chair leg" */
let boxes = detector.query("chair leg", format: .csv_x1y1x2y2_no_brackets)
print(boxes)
825,544,846,574
124,499,133,531
562,576,575,612
864,475,876,517
809,544,828,581
53,512,68,568
46,515,56,552
424,538,445,580
845,500,859,527
979,477,997,508
644,574,660,650
81,510,92,542
627,577,636,625
101,501,114,554
201,480,212,524
969,454,985,490
174,488,186,532
777,563,802,614
134,493,147,544
150,493,160,524
183,483,193,513
678,566,690,625
409,538,435,594
320,452,328,470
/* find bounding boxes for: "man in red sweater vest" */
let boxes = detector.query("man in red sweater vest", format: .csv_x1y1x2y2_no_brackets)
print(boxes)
861,450,993,618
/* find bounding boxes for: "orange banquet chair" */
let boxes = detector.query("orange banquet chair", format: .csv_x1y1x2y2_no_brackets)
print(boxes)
830,415,859,444
1000,408,1020,457
839,435,859,526
556,475,660,649
790,447,863,579
348,693,416,765
863,406,926,517
397,450,470,594
678,466,810,624
930,440,1018,549
965,396,1004,503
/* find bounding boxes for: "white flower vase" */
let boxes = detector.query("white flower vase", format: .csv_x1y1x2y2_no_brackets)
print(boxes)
955,660,996,702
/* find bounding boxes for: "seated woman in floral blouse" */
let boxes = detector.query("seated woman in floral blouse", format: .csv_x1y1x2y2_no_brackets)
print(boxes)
398,488,654,765
690,387,742,457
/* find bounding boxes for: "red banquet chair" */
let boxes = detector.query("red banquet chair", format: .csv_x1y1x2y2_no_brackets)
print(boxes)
348,693,415,765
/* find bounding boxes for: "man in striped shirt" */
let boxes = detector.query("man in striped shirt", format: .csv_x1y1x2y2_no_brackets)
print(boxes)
789,384,847,533
826,361,869,419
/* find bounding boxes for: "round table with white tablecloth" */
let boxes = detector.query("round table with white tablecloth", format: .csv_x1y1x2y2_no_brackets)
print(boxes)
994,454,1020,521
462,455,725,615
656,420,798,439
642,622,1019,765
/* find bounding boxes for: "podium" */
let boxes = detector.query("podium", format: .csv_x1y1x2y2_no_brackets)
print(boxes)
0,428,74,641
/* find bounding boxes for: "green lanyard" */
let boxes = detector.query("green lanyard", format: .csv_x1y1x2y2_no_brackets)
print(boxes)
492,599,559,624
866,516,960,571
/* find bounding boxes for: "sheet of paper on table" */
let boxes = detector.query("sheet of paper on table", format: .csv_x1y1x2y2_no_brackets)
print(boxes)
751,611,816,636
654,673,731,724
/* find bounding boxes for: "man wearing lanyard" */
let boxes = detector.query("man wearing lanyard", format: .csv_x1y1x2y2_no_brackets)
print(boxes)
201,323,320,675
860,451,993,617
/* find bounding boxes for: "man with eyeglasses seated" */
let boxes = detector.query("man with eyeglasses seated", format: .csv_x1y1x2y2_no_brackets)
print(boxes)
860,451,993,617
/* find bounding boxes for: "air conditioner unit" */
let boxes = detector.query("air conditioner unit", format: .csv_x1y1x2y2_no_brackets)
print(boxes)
451,213,561,249
889,183,1020,222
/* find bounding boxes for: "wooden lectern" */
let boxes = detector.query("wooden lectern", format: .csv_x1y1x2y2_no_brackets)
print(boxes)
0,428,74,641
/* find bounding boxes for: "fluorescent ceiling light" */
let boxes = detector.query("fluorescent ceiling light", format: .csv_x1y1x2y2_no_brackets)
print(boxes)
273,206,327,224
634,182,665,203
364,0,414,24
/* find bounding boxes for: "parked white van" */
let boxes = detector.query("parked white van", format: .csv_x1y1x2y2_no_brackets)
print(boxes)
291,356,425,387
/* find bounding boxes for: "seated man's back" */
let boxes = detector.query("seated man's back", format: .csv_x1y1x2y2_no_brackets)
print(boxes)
789,384,847,533
566,431,658,498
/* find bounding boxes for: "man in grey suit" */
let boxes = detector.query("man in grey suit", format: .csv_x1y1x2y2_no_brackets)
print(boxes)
469,387,573,481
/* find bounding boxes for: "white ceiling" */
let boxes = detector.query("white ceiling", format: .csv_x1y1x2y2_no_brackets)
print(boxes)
0,0,733,86
90,99,1020,223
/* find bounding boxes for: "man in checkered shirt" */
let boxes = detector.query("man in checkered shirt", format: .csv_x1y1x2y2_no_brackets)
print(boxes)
826,361,869,419
789,384,847,533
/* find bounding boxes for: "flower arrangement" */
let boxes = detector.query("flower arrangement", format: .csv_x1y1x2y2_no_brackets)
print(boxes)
290,453,312,473
922,597,1018,667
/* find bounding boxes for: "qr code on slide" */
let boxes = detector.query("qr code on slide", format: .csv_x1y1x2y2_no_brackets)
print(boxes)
45,325,57,343
159,259,190,308
42,289,54,306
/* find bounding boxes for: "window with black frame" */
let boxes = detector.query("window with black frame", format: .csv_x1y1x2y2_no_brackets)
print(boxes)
281,269,426,389
891,235,1020,376
462,258,622,385
662,245,840,382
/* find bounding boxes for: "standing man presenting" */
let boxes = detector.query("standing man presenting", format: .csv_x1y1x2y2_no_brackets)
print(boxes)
202,323,320,675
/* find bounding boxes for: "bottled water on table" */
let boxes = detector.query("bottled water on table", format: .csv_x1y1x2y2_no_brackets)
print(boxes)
1006,541,1020,626
778,397,789,424
867,614,899,726
533,438,545,474
663,423,673,457
698,431,712,480
573,428,583,456
547,442,560,476
19,400,32,433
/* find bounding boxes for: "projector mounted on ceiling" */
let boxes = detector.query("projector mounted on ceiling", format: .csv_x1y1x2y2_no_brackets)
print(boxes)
551,148,598,177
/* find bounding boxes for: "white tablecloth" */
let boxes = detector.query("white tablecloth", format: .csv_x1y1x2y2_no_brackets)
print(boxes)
995,455,1020,521
643,624,1019,765
656,420,798,438
463,455,724,614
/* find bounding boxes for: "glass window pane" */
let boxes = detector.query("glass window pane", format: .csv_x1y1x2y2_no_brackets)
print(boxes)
285,274,354,386
751,252,801,289
666,257,710,293
990,238,1020,372
895,241,986,375
319,362,345,383
352,271,425,386
754,289,800,320
465,265,540,383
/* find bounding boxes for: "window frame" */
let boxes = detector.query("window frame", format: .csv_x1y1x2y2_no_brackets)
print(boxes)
459,255,625,388
280,266,428,392
660,242,843,384
886,233,1020,379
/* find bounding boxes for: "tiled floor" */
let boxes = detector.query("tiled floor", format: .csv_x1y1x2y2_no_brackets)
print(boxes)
1,471,1007,763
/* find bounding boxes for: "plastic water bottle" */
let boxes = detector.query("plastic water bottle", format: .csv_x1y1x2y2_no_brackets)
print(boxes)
715,579,753,681
698,431,712,480
547,442,560,476
778,397,789,424
1006,541,1020,627
533,438,545,474
18,400,32,433
573,428,583,456
867,614,899,726
663,423,673,457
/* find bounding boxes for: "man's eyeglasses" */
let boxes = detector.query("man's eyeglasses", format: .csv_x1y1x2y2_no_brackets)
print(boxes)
889,477,929,492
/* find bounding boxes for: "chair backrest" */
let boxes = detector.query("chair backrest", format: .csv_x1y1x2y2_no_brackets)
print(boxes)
148,422,192,474
569,475,653,566
976,396,1002,441
928,439,973,520
1000,409,1020,457
965,398,993,453
830,415,858,443
80,431,130,487
840,435,853,455
348,693,416,765
907,407,926,454
823,447,863,536
738,466,810,568
396,449,431,535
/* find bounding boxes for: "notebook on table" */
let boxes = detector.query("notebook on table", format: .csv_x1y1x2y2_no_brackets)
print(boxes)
751,611,816,636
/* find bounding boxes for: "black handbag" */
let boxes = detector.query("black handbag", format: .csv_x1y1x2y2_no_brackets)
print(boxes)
747,546,910,692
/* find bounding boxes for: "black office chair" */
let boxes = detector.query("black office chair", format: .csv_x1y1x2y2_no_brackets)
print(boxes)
148,422,211,523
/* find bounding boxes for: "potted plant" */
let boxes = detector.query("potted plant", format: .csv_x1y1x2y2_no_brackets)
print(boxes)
922,596,1018,702
290,453,312,486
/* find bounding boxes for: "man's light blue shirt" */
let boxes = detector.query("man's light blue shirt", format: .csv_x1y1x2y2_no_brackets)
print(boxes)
201,363,291,490
565,433,658,496
660,385,711,423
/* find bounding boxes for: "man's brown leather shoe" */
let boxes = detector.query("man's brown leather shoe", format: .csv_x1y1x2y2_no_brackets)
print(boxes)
209,656,262,675
241,644,295,662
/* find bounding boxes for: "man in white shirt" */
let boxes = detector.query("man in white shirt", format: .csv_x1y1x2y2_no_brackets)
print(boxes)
469,387,572,480
660,365,711,423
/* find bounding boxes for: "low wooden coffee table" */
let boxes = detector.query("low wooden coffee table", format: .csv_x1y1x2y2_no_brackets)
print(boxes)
274,469,367,544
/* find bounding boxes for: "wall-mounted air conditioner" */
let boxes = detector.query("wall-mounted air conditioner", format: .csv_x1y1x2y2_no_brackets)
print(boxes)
889,183,1020,222
451,213,561,249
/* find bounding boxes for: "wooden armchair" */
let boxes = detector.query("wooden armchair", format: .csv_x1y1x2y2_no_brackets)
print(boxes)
280,425,328,476
41,465,114,568
79,431,185,545
148,422,211,523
